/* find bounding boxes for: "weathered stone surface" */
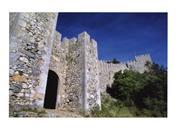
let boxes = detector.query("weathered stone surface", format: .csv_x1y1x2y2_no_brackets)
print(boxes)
10,84,22,93
32,67,41,76
9,69,15,75
10,74,27,82
9,12,58,116
19,56,29,63
9,53,20,64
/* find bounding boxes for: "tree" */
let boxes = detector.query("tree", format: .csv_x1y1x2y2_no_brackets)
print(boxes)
135,63,167,116
107,58,120,64
112,58,120,64
107,63,167,117
107,70,145,106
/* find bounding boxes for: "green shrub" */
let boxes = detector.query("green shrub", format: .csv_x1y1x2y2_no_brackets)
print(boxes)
107,63,167,117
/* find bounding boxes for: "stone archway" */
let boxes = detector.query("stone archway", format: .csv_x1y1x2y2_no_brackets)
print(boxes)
44,70,59,109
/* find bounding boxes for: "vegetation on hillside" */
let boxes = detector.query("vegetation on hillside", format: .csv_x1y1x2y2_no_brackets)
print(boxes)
88,94,133,117
90,62,167,117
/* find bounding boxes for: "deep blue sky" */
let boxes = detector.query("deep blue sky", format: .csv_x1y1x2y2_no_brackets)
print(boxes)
56,13,167,67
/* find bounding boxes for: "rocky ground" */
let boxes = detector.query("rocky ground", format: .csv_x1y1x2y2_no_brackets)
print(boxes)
9,107,83,117
45,109,82,117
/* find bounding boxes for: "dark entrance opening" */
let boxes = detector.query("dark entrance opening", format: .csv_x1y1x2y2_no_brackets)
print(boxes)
44,70,59,109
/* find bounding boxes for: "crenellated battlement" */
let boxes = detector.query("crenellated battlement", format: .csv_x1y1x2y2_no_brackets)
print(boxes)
53,31,153,97
99,54,152,72
98,54,152,92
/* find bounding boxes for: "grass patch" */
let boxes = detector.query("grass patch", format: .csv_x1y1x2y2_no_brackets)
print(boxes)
89,95,133,117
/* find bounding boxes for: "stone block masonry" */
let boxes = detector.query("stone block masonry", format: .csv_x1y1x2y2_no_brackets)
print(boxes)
9,13,58,113
49,31,101,112
78,32,101,110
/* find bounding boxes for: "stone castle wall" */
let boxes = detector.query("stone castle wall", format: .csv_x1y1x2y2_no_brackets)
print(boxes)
126,54,152,73
48,30,152,111
48,31,64,109
61,36,84,111
9,13,58,112
98,54,152,93
49,32,101,111
9,12,152,116
98,61,128,93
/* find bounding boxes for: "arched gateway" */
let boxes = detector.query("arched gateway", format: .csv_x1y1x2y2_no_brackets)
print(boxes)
44,70,59,109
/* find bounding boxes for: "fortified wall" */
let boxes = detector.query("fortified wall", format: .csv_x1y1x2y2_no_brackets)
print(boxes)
98,54,152,93
9,12,152,116
49,31,100,111
9,13,58,112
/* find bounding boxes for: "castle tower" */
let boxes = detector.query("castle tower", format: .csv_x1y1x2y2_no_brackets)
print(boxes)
127,54,153,73
78,31,101,111
9,13,58,114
